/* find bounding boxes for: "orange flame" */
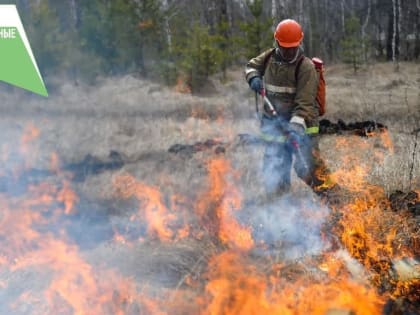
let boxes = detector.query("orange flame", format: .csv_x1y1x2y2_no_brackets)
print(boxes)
1,120,417,314
57,180,79,215
113,174,189,241
138,19,154,29
0,158,163,314
197,158,254,251
200,251,385,315
174,74,191,94
379,130,394,153
21,123,40,146
19,123,41,170
326,133,418,300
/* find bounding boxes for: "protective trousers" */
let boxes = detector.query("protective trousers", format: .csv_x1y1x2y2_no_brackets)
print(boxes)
261,117,331,198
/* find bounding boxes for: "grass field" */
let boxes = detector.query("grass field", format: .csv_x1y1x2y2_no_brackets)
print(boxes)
0,61,418,314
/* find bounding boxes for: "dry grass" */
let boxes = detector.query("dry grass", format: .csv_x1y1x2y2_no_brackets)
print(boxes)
0,62,418,196
323,62,420,192
0,62,418,314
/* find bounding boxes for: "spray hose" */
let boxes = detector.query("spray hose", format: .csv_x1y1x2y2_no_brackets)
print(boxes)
255,90,310,175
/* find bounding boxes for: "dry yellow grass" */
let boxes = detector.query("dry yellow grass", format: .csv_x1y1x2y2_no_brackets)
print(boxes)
0,62,418,315
0,62,418,197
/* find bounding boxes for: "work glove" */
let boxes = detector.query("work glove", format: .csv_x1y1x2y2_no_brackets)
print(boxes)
288,122,306,148
289,122,305,137
249,77,263,94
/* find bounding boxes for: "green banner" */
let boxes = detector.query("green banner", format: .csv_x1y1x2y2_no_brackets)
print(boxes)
0,6,48,97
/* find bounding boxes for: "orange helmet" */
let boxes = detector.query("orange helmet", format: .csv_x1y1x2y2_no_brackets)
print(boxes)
274,19,304,48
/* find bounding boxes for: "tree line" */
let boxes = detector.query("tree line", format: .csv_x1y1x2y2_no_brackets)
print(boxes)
4,0,420,90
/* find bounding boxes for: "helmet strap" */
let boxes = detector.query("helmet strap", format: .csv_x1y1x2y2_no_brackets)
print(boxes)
275,42,301,64
287,47,301,64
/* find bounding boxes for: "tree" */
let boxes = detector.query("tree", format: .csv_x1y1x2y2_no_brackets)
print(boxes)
415,0,420,58
361,0,371,62
340,15,364,72
22,1,66,75
215,0,234,79
77,0,144,75
135,0,165,76
173,22,224,92
4,0,420,86
238,0,273,59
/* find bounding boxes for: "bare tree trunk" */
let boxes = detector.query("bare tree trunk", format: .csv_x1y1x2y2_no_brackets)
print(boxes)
323,0,329,58
306,0,313,56
219,0,229,79
162,0,172,52
361,0,371,62
278,0,287,17
392,0,397,63
341,0,346,33
298,0,304,23
397,0,402,60
69,0,79,28
298,0,306,52
271,0,277,23
69,0,79,84
226,0,233,30
376,22,383,59
416,0,420,58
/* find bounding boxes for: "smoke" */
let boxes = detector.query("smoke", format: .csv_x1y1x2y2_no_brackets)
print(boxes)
250,194,330,260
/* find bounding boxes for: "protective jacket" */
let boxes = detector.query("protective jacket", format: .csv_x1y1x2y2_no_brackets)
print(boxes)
245,48,320,133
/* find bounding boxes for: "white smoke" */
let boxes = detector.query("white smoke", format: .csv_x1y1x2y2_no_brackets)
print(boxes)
250,194,330,260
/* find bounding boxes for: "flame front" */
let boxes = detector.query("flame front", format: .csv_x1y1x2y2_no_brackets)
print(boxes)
196,158,254,251
200,251,384,315
1,122,418,314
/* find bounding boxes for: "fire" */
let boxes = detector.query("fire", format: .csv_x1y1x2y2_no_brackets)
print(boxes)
113,174,177,241
326,134,419,301
1,184,95,314
50,152,60,172
57,180,79,215
200,251,289,315
138,19,154,29
112,158,253,250
0,125,171,315
19,123,41,170
1,119,418,314
200,251,385,315
21,123,40,146
174,74,192,94
191,106,210,120
196,158,254,251
379,130,394,153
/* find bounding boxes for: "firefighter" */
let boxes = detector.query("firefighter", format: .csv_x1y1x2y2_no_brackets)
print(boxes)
245,19,334,200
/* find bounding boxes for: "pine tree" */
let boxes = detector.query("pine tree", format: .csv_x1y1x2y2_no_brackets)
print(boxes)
340,16,365,73
78,0,142,75
238,0,273,59
136,0,166,76
22,1,65,75
173,22,223,92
